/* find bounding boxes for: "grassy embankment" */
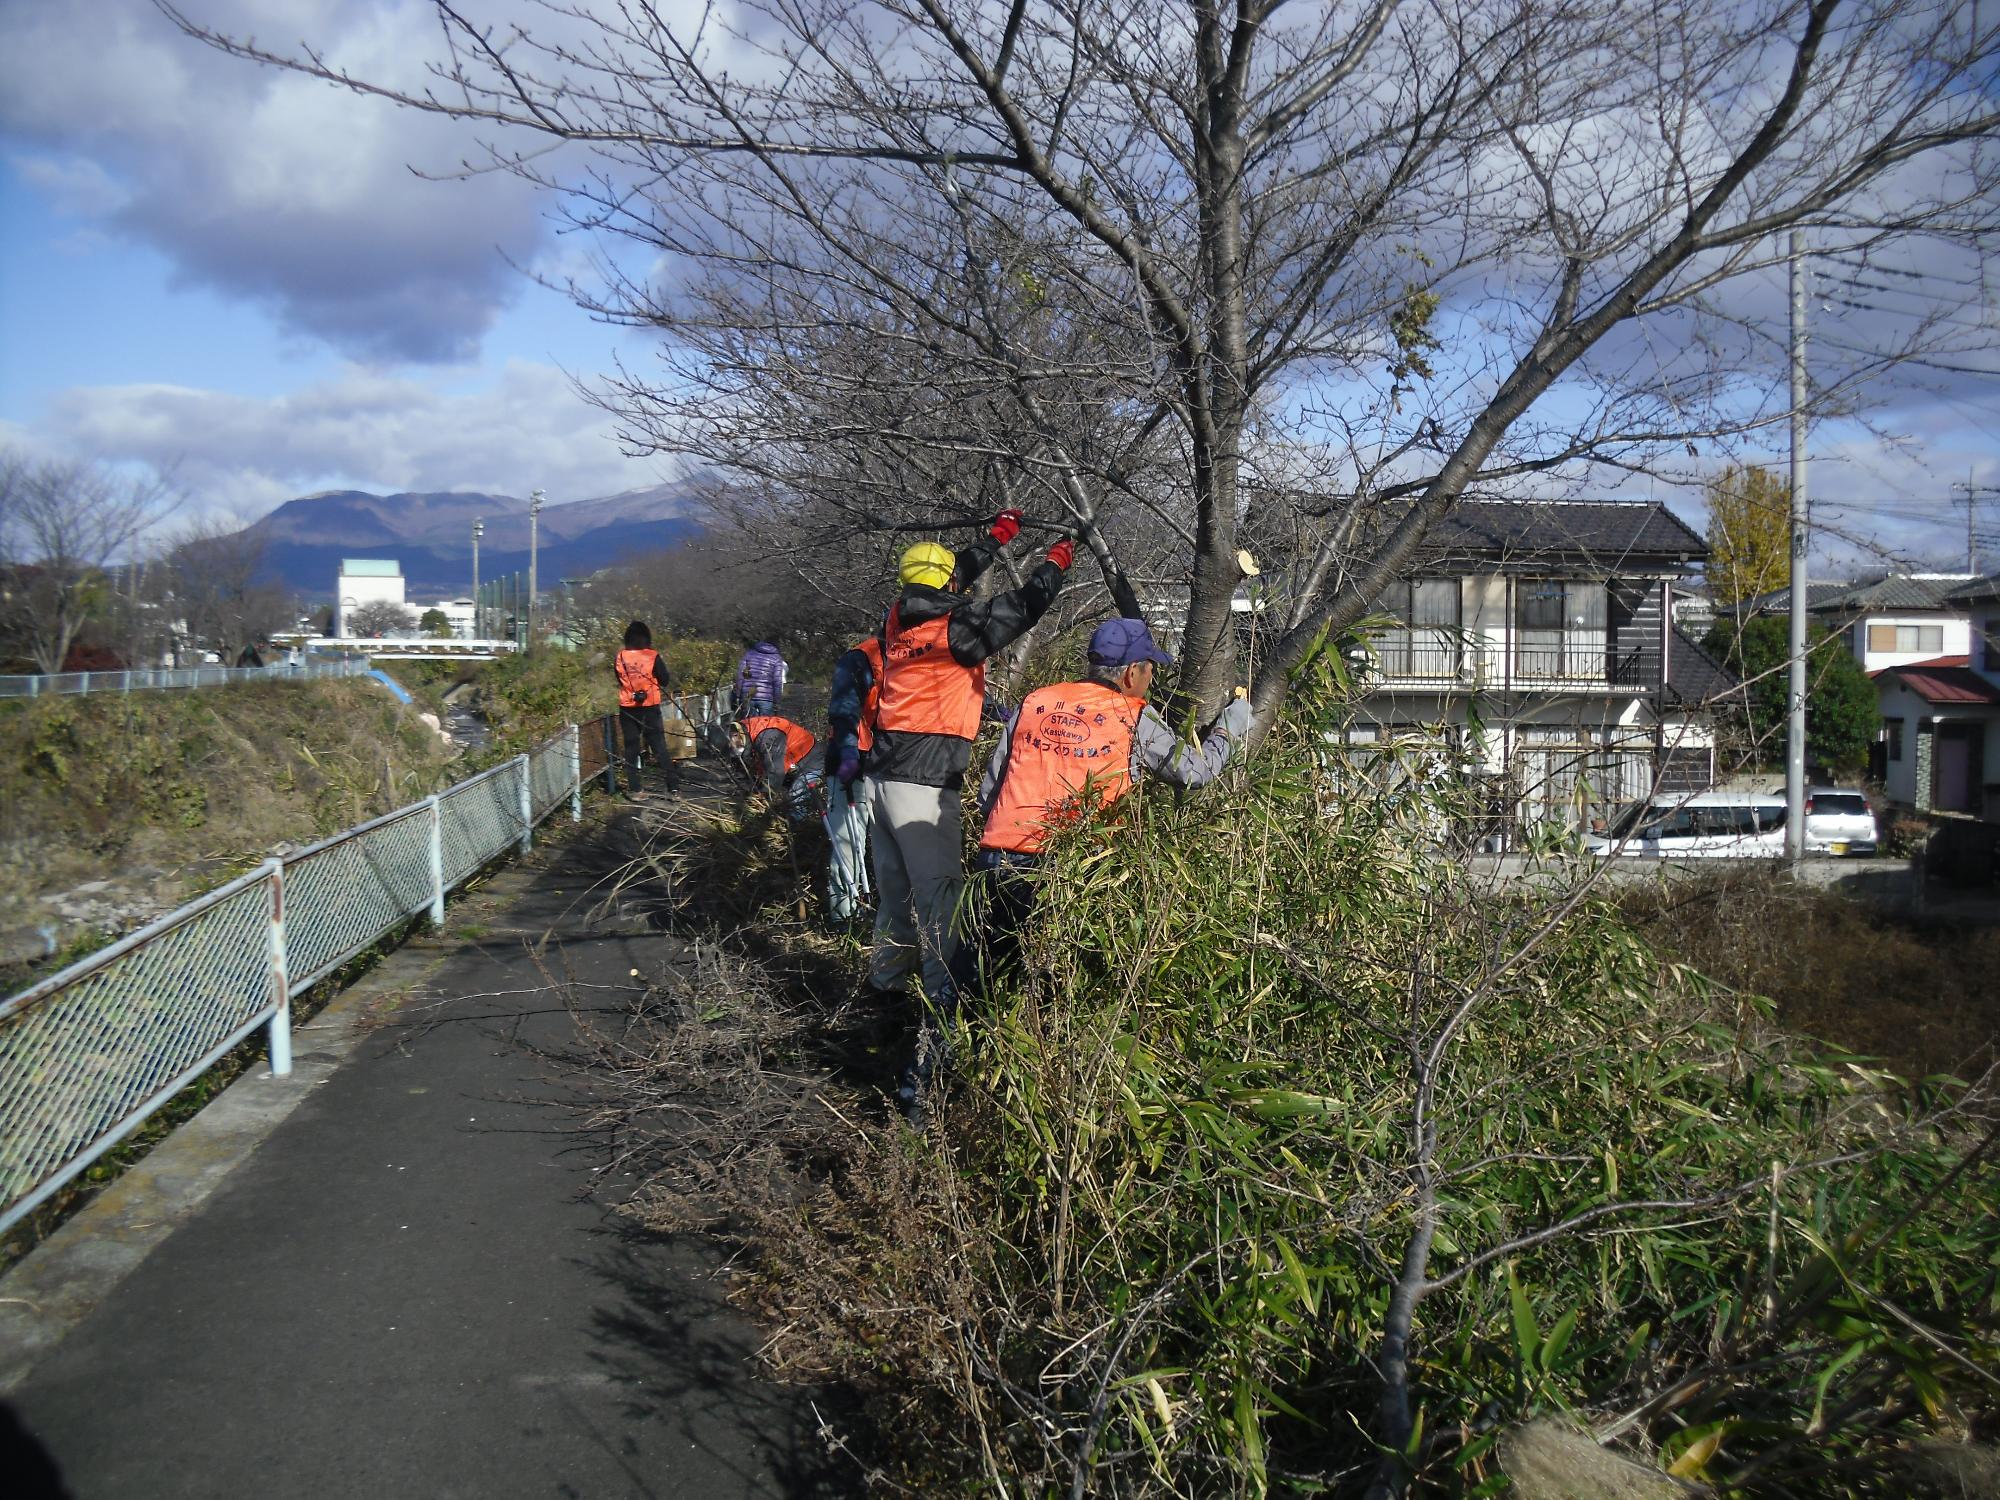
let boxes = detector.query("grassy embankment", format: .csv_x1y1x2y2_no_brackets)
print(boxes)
586,654,1998,1498
0,679,456,982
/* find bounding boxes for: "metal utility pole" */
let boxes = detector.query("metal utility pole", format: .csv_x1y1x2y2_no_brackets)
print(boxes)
471,516,484,639
1785,232,1809,868
1952,479,1997,574
527,489,545,651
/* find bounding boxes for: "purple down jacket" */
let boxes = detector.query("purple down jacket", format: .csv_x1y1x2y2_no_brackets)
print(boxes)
734,641,787,707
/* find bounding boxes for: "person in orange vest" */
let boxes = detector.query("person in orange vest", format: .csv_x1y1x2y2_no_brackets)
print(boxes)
824,631,885,926
867,509,1072,1120
613,620,678,798
965,616,1249,985
730,712,818,802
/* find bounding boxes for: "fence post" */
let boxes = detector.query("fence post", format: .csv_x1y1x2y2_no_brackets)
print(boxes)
28,675,39,699
568,724,583,822
602,715,618,794
516,753,534,852
264,858,292,1077
427,793,446,926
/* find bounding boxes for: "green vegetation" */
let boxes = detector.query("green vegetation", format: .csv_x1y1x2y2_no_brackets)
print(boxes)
639,662,1998,1497
1703,617,1879,776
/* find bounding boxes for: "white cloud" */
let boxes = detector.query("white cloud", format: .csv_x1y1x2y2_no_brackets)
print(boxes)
0,0,558,362
33,361,670,523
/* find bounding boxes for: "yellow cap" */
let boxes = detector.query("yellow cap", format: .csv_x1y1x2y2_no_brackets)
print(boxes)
899,541,955,589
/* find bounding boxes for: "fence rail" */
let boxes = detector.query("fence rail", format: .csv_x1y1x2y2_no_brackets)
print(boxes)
0,724,584,1234
0,657,367,699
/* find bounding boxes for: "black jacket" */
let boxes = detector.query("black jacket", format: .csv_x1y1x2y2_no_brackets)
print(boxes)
866,535,1064,789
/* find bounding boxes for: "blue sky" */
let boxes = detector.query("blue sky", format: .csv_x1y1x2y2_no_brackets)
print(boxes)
0,0,1994,572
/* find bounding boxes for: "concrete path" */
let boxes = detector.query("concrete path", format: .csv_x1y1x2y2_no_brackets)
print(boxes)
2,784,850,1499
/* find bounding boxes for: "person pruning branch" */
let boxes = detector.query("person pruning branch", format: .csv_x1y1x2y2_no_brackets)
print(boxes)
863,507,1072,1120
963,616,1249,986
730,712,817,803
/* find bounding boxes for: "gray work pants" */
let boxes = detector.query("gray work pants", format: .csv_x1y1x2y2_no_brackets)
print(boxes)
824,772,875,920
868,779,964,1003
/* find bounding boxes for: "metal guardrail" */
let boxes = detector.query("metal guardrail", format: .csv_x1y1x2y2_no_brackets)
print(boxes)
0,724,585,1234
0,658,367,698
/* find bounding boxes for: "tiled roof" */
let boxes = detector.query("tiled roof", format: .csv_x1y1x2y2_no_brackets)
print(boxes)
1944,573,2000,605
1736,581,1852,613
1741,574,1980,614
1664,627,1743,707
1875,659,2000,706
1414,500,1705,568
1836,574,1979,610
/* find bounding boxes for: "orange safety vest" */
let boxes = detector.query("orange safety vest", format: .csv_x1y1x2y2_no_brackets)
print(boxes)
875,604,984,741
980,681,1142,854
743,715,817,773
854,636,885,753
615,648,663,708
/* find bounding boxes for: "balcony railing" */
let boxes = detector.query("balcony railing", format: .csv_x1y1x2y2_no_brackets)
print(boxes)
1374,628,1651,689
1375,628,1463,679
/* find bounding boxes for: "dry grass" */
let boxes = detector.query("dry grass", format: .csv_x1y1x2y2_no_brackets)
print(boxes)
1620,871,2000,1082
0,680,454,982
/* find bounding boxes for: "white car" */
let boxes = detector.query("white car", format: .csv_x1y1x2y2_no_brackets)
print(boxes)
1587,792,1787,859
1804,788,1879,856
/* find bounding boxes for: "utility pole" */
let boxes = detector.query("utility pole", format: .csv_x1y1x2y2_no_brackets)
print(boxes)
528,489,545,652
1951,479,1996,574
1785,231,1809,869
471,516,484,640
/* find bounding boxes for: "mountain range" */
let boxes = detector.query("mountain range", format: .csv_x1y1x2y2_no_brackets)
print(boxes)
243,483,706,598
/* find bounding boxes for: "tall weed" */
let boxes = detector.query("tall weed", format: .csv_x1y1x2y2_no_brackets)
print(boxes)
765,667,1998,1495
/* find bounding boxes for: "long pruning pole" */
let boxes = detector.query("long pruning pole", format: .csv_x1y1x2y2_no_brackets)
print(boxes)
1785,232,1809,869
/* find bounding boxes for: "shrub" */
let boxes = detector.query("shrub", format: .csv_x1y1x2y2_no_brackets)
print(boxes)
716,659,1999,1496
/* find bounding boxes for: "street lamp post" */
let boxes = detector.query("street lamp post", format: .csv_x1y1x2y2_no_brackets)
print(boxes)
471,517,484,640
528,489,545,652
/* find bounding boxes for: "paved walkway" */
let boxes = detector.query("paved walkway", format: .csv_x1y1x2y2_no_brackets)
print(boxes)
3,785,850,1499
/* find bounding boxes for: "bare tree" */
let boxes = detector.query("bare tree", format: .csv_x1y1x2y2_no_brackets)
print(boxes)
164,0,1999,731
167,518,296,662
0,449,180,674
345,599,417,638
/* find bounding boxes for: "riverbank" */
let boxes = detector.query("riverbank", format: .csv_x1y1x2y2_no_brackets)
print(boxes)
0,679,457,985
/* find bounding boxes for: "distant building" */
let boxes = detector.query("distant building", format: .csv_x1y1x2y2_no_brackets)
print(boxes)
336,559,405,637
421,597,477,639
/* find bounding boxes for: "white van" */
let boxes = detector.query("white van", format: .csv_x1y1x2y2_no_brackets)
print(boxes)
1587,792,1787,859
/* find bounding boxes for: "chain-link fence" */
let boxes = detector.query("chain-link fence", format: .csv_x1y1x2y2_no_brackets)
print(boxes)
0,657,367,698
0,724,584,1234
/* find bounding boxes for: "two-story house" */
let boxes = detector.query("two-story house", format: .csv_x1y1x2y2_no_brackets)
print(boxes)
1741,573,1981,673
1871,573,2000,820
1344,500,1729,835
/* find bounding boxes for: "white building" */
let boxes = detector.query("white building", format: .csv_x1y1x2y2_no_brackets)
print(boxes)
1870,575,2000,821
414,597,477,639
336,559,406,638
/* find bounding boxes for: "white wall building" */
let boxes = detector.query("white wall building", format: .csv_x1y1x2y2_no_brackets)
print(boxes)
414,597,477,639
336,559,407,637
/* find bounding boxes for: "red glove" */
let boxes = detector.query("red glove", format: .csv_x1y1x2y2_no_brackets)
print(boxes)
989,509,1024,545
1045,539,1074,571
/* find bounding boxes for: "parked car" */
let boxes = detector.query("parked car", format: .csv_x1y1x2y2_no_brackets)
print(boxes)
1587,792,1787,858
1803,788,1879,856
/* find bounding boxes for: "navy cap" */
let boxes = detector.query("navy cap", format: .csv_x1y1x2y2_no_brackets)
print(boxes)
1087,617,1172,668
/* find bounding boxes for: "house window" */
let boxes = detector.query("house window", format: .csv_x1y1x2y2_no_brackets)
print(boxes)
1377,579,1461,677
1883,717,1903,762
1866,623,1944,655
1515,579,1608,680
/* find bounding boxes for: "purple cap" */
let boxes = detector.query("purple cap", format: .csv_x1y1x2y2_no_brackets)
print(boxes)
1087,617,1172,668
